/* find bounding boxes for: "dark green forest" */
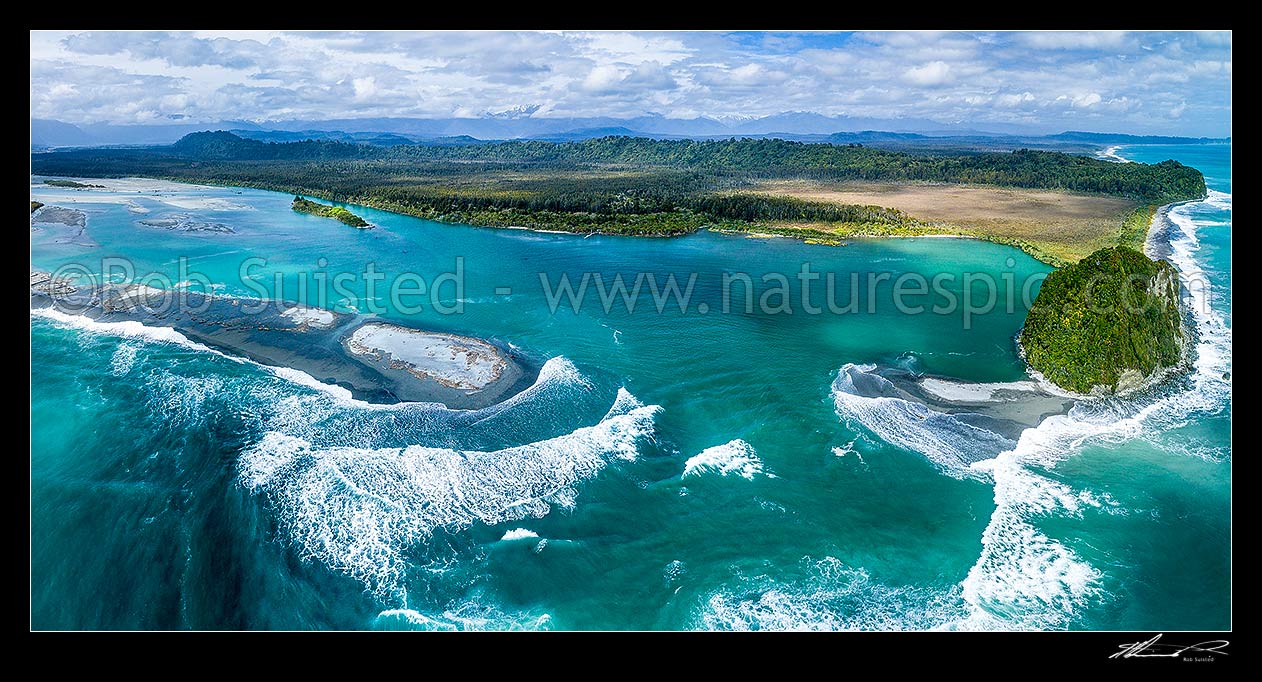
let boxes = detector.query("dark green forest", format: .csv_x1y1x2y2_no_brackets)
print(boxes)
1020,245,1184,392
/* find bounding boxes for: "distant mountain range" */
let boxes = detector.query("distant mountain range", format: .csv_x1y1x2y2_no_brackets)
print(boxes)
30,114,1230,151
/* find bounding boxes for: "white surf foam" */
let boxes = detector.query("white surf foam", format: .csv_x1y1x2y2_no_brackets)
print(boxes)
831,364,1014,479
375,601,553,631
239,396,661,599
1164,189,1232,389
499,528,539,542
682,439,771,480
109,343,139,376
831,439,868,466
34,307,214,353
696,556,967,631
1096,145,1129,163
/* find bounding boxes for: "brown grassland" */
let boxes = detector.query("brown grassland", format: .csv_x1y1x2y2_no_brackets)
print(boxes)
752,180,1144,265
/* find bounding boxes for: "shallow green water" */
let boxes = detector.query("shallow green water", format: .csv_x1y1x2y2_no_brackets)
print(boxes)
29,143,1230,630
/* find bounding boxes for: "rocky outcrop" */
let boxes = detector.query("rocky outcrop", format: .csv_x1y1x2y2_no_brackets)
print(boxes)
1020,246,1185,394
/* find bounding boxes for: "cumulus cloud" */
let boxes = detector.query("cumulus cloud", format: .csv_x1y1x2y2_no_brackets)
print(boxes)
1019,30,1130,50
29,30,1232,135
996,91,1035,108
902,61,952,86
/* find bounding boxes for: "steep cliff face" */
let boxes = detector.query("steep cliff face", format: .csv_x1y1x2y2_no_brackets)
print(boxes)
1020,246,1185,394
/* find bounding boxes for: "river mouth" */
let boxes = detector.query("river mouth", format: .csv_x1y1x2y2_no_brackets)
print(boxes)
29,150,1230,631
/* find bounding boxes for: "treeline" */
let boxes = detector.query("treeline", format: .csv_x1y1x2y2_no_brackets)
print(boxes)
153,131,1207,203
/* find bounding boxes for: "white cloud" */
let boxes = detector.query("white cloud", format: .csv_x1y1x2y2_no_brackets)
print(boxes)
581,65,627,92
902,61,952,86
1073,92,1102,107
28,30,1233,135
352,77,377,101
996,92,1035,107
1019,31,1129,50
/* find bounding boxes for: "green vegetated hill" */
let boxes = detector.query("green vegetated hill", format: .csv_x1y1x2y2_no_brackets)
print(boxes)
1020,245,1185,394
29,131,1205,246
291,196,370,227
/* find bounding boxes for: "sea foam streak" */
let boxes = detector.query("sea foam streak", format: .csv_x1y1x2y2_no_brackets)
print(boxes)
33,307,218,354
682,439,771,480
696,556,966,631
375,599,553,631
831,364,1015,479
240,389,660,599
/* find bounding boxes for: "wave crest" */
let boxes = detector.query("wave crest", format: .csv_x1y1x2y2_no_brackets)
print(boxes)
682,439,770,480
240,396,660,599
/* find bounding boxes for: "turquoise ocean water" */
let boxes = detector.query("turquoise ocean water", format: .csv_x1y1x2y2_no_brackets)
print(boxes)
30,144,1230,630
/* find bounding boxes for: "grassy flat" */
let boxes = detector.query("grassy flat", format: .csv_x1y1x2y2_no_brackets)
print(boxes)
752,180,1145,264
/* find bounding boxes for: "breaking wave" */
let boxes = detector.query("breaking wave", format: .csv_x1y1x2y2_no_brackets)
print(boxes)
831,364,1015,479
239,390,660,599
682,439,771,480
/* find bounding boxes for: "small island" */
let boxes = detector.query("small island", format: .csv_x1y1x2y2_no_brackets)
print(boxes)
292,196,371,228
31,201,43,213
44,179,104,188
1020,245,1185,394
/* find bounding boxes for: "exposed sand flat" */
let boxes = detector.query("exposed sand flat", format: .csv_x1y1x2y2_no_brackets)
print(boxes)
754,180,1140,263
280,305,338,329
838,364,1077,441
32,176,253,212
918,377,1046,402
157,196,253,211
101,284,170,312
30,269,76,296
138,215,236,233
345,323,508,391
31,205,86,227
34,176,212,193
31,205,95,246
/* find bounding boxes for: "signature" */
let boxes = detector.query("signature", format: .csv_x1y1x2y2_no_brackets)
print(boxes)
1111,634,1230,660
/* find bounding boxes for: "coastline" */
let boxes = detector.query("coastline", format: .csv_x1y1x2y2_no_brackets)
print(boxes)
1142,197,1205,263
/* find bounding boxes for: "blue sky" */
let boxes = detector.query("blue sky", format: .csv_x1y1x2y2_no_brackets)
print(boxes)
30,30,1232,136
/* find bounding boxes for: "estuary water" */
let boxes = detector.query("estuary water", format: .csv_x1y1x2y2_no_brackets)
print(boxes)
29,143,1230,630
